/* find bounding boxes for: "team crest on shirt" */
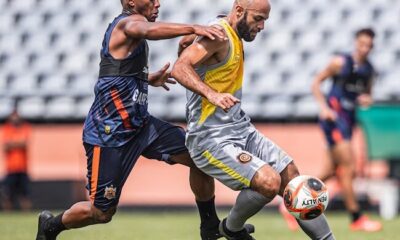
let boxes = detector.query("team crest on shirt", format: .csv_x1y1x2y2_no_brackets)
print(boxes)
104,125,111,135
104,185,117,200
237,152,252,163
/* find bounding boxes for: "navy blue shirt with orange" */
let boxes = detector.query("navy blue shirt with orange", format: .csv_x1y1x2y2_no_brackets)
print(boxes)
83,13,150,147
320,53,374,147
82,14,187,211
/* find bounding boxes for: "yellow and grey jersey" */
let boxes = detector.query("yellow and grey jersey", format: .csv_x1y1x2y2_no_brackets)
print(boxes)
186,18,251,150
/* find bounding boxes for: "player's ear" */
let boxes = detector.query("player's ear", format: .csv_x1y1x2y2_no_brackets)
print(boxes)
235,4,245,18
127,0,135,8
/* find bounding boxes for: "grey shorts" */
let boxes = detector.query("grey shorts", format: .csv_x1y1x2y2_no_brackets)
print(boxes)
189,127,293,190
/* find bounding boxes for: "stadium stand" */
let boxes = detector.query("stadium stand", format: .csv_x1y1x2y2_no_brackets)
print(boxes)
0,0,398,121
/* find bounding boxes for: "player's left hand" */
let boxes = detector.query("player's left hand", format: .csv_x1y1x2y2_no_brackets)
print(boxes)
357,94,373,107
149,62,176,91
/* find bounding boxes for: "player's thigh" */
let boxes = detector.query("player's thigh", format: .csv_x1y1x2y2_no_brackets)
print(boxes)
320,117,353,148
331,140,354,167
84,142,142,212
192,144,266,191
246,129,293,174
141,116,189,165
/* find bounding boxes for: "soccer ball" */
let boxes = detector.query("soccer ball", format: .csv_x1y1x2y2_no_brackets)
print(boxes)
283,175,329,220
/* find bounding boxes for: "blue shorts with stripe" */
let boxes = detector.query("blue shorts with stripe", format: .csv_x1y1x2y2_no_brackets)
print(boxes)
319,116,354,147
84,116,187,212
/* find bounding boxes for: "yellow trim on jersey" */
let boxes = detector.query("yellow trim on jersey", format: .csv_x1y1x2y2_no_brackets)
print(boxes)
202,150,251,187
199,19,244,124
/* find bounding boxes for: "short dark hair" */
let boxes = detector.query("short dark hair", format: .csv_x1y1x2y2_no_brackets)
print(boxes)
355,28,375,39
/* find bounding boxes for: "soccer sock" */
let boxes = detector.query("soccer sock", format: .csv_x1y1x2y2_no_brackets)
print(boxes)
350,210,362,222
226,189,271,232
196,196,220,229
44,212,67,238
296,214,336,240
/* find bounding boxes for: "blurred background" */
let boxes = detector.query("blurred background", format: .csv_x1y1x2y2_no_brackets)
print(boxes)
0,0,399,233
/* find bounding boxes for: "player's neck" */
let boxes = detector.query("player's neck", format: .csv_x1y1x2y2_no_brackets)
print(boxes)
226,13,240,37
352,52,367,64
122,8,136,16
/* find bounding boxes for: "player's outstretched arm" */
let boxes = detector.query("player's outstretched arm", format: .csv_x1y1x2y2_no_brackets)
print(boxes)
311,56,344,121
171,37,240,111
122,15,225,41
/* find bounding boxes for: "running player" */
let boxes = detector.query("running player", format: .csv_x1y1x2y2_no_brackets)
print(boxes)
35,0,227,239
310,28,382,232
171,0,335,239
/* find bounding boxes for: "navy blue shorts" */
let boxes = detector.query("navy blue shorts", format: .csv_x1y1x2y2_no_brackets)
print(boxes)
319,116,354,147
4,172,30,200
84,116,187,212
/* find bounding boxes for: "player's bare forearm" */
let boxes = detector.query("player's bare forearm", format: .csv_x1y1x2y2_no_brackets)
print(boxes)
124,21,197,40
171,61,216,99
366,76,374,94
123,17,224,41
312,56,344,111
311,77,330,111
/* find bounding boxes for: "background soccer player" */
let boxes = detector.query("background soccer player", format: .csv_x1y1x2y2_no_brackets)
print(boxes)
172,0,335,239
310,28,382,232
35,0,227,239
2,109,32,211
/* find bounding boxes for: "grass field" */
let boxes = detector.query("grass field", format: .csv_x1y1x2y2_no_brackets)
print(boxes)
0,210,398,240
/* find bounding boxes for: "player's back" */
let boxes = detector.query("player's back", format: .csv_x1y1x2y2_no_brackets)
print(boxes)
186,17,251,149
83,13,150,147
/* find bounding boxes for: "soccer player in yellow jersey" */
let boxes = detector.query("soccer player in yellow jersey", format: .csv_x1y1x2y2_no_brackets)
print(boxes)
172,0,335,239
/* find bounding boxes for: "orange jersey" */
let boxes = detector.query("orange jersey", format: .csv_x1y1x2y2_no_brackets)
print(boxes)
2,123,31,173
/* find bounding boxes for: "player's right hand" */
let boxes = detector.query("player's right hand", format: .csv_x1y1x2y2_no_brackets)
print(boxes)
208,92,240,112
320,108,337,121
193,24,227,41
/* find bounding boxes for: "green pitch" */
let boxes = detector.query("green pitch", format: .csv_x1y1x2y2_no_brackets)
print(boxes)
0,211,397,239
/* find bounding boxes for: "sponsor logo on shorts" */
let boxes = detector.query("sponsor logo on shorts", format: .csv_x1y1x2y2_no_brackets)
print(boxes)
104,185,117,200
237,152,252,163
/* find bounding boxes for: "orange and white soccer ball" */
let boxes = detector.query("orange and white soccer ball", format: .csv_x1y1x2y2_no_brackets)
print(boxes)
283,175,329,220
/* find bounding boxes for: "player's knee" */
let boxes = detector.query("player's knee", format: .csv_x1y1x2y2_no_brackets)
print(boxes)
252,171,281,198
93,207,116,224
336,164,355,178
97,212,113,224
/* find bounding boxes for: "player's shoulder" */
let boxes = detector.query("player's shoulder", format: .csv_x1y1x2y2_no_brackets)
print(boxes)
196,33,228,53
206,15,229,40
118,14,147,28
330,54,346,68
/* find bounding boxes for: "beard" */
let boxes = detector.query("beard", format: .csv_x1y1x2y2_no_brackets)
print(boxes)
237,12,255,42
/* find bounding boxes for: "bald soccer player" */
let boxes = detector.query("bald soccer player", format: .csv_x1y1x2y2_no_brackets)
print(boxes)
35,0,228,239
172,0,335,239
